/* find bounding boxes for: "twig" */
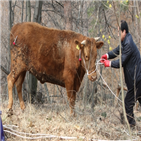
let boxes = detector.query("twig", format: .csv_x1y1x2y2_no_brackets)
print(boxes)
1,65,10,75
58,113,68,122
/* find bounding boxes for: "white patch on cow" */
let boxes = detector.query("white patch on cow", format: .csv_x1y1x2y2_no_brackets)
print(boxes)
63,40,70,48
57,40,62,49
55,40,70,58
57,40,70,49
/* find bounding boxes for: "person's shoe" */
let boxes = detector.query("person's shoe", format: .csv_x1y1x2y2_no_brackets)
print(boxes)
130,124,141,131
130,124,135,130
136,125,141,131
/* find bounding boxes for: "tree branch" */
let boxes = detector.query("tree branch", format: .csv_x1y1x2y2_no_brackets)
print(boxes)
1,65,10,75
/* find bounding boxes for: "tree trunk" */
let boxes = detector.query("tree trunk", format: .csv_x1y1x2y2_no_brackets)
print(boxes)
8,1,12,71
133,0,139,50
33,1,42,23
21,1,24,22
82,1,88,36
26,0,36,103
82,1,89,111
44,83,50,102
8,1,12,100
26,1,31,22
63,1,73,110
28,1,42,103
136,1,141,52
64,1,72,30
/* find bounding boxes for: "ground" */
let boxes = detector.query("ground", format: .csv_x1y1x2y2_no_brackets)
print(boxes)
1,99,141,141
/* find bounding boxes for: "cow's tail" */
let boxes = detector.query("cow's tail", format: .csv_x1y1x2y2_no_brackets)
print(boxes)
10,23,21,46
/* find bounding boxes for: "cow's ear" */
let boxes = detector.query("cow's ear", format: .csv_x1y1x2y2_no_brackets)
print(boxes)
74,40,80,45
96,41,104,49
74,40,84,49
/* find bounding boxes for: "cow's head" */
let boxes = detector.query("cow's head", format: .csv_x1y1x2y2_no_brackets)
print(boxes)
75,37,104,81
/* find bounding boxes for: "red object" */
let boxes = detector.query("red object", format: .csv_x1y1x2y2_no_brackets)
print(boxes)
79,50,81,61
100,54,108,63
103,60,111,67
13,42,15,45
100,59,104,63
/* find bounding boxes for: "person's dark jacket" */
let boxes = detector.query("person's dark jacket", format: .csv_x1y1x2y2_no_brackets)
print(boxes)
108,33,141,90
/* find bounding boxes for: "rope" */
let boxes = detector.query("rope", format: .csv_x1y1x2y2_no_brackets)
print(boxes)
96,60,122,103
83,58,122,103
83,57,103,76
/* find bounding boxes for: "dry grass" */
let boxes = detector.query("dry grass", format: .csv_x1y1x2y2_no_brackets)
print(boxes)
1,99,141,141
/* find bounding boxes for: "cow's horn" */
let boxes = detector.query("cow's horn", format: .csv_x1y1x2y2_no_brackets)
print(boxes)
81,40,86,45
94,37,100,42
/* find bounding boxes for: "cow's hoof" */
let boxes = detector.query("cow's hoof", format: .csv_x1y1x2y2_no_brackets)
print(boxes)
21,105,25,110
7,109,13,117
72,113,76,117
70,109,76,117
20,102,25,110
70,112,76,117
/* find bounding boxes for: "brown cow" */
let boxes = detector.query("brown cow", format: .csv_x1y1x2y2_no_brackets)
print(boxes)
7,22,104,115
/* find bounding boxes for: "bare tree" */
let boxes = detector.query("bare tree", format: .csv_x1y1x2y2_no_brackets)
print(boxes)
8,1,13,71
28,0,43,103
26,0,31,22
64,1,72,30
33,1,42,23
21,1,24,22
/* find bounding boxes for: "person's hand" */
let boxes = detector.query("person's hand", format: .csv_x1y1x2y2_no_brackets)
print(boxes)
103,60,111,67
100,54,108,63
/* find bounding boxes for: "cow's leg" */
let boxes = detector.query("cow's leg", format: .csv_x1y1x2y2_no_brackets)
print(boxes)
65,77,76,116
7,66,25,112
15,71,26,110
7,72,16,110
67,90,76,116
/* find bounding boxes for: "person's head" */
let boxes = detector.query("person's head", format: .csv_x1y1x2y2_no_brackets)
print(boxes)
118,20,129,41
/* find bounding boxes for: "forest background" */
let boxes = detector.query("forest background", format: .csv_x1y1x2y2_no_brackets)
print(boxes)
1,0,141,140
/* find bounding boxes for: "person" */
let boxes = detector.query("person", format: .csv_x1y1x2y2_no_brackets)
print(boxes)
100,20,141,128
0,111,5,141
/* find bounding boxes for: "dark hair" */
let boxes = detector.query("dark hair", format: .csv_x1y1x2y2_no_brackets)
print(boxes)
120,20,128,33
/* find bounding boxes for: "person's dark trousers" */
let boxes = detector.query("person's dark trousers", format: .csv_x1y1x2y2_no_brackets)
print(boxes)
124,80,141,126
0,111,5,141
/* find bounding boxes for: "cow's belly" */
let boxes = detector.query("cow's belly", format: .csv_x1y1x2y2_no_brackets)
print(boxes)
40,74,65,87
29,66,65,87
